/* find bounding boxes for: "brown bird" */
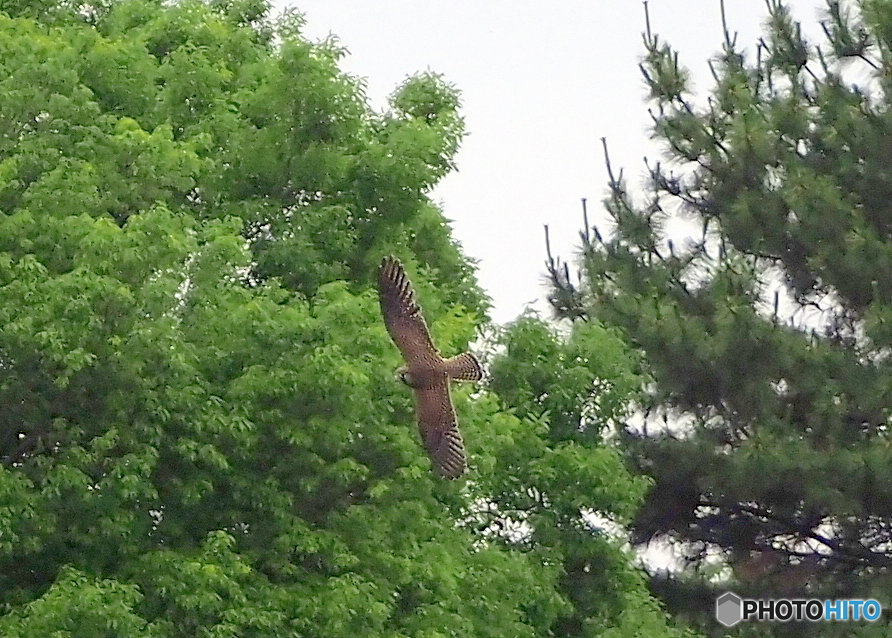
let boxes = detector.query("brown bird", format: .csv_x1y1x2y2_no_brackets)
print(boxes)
377,256,483,478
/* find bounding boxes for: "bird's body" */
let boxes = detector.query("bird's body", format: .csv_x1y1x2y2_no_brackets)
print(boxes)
377,257,482,479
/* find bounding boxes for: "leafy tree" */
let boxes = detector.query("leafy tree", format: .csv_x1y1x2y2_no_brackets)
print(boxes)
549,0,892,634
0,0,697,636
485,316,687,638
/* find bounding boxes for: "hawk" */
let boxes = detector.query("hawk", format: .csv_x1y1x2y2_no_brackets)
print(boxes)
377,256,483,479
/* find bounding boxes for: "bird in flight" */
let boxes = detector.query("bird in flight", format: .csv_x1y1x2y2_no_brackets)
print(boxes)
377,256,483,478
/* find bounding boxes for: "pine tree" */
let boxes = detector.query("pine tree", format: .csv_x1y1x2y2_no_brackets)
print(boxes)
549,1,892,634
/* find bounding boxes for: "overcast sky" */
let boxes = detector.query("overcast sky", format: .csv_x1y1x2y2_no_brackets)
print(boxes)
277,0,827,323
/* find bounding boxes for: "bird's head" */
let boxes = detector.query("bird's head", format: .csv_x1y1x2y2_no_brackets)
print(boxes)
396,366,417,387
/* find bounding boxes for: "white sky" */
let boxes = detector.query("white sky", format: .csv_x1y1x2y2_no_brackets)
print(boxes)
278,0,827,324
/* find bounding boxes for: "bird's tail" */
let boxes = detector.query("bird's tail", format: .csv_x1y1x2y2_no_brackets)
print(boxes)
444,352,483,382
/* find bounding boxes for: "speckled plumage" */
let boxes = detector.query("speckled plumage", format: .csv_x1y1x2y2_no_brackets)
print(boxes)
378,257,483,479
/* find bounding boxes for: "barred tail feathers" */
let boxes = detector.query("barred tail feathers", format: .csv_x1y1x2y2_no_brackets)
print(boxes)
444,352,483,382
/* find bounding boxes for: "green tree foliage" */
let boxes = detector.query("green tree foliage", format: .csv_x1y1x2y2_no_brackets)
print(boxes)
549,0,892,634
485,317,684,638
0,0,694,636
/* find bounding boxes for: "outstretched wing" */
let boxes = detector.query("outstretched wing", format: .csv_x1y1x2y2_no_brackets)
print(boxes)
378,257,439,365
414,384,466,479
